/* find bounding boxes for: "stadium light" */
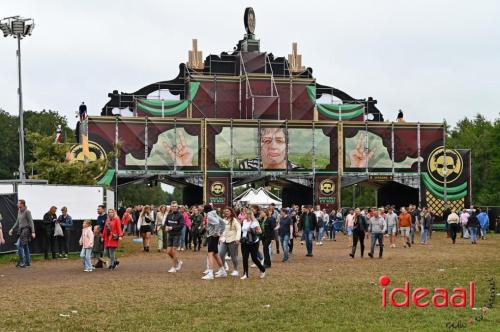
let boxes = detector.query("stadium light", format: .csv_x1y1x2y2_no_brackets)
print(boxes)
1,16,35,182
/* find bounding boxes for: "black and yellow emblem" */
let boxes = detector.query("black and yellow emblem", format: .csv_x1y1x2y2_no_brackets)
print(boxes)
68,141,107,163
427,147,463,184
319,179,335,196
210,181,225,197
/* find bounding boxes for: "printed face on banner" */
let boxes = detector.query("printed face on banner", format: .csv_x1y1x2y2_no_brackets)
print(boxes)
125,128,199,167
345,130,421,169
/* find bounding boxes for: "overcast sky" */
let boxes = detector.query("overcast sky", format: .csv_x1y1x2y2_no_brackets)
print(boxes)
1,0,499,128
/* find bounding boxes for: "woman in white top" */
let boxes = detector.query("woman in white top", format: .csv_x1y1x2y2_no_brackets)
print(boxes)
137,205,153,252
218,207,241,277
240,211,266,279
156,205,168,252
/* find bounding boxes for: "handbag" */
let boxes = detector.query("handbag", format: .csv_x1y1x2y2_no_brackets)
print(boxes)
54,223,64,237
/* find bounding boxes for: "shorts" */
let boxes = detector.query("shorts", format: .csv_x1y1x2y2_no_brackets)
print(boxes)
347,227,353,236
140,225,151,234
400,227,410,236
166,234,182,248
207,236,219,253
387,225,396,235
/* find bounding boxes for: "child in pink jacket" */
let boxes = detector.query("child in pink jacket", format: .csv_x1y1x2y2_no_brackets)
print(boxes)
79,220,94,272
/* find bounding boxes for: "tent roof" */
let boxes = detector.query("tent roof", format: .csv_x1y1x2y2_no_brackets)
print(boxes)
233,187,282,206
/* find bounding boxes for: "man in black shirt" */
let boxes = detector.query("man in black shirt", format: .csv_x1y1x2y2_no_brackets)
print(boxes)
165,201,185,273
349,208,367,258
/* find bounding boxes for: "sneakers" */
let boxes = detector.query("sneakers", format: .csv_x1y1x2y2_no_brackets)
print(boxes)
175,260,183,271
224,262,229,271
316,242,320,245
215,269,227,278
168,267,177,273
225,256,231,261
202,272,214,280
251,263,257,268
84,269,92,272
240,274,248,280
319,242,323,246
260,271,266,279
230,270,239,277
202,269,210,275
63,254,68,260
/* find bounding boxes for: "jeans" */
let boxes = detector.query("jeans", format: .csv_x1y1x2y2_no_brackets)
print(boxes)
80,248,92,270
351,231,365,257
369,233,384,257
420,229,429,244
480,226,488,238
241,241,265,276
469,227,478,242
410,225,416,244
449,223,459,243
63,229,71,254
157,227,163,250
280,234,290,261
16,238,30,266
328,224,336,240
317,227,325,243
303,230,313,255
462,225,469,238
105,247,117,266
262,238,272,267
218,241,239,270
55,236,65,255
180,226,186,249
127,222,137,235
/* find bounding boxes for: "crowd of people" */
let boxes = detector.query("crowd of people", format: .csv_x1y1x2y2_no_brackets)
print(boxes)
2,199,491,278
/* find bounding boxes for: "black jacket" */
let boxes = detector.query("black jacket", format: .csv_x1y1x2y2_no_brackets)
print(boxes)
262,216,276,241
299,212,317,231
166,211,185,235
42,212,57,229
467,213,479,228
352,215,367,233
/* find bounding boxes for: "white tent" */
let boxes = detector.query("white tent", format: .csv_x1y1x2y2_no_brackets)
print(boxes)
233,187,282,208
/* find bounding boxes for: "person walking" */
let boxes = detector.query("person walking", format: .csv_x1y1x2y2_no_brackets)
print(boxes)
467,210,480,245
202,205,225,280
137,205,153,252
102,209,123,270
240,210,266,279
155,205,167,252
313,205,325,246
165,201,185,273
420,208,431,245
57,207,73,259
190,207,203,251
345,209,355,248
41,206,58,259
385,207,398,248
447,209,460,244
261,209,276,268
477,209,489,240
217,207,241,277
459,209,470,239
96,205,108,233
278,208,293,262
121,207,132,234
349,208,367,258
368,209,387,258
79,220,94,272
299,206,317,257
398,207,412,248
8,200,36,268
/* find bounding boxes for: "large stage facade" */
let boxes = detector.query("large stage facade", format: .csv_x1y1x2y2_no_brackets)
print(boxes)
80,8,471,215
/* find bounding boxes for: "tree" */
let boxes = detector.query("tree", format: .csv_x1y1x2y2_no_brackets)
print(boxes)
26,132,106,184
447,114,500,206
118,184,169,207
0,108,75,179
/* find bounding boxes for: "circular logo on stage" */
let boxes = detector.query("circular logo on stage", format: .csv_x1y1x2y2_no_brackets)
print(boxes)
68,141,108,178
427,146,463,184
210,181,225,197
320,179,335,196
244,7,256,34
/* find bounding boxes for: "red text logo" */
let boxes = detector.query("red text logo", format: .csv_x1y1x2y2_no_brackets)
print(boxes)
380,275,474,308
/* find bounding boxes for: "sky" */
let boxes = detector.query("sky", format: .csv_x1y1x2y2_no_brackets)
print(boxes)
1,0,499,129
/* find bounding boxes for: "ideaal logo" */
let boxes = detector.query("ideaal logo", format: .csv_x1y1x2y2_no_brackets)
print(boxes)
379,275,475,308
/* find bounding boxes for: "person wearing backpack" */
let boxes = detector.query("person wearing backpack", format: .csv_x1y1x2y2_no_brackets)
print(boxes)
201,204,226,280
467,209,480,244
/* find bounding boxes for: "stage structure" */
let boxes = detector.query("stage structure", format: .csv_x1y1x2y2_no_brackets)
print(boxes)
74,8,471,215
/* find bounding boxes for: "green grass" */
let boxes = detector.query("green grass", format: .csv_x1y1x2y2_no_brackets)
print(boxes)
1,232,499,331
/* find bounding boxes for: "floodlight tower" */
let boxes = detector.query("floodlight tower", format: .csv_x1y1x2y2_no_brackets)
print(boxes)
0,16,35,182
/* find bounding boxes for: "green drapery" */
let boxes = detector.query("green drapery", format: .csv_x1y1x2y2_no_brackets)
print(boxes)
422,172,467,200
136,82,200,116
306,85,364,120
97,169,115,186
